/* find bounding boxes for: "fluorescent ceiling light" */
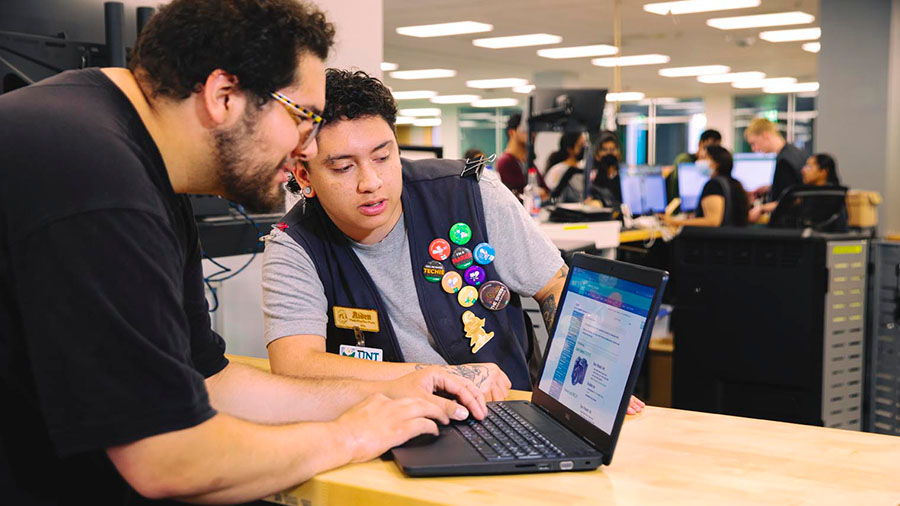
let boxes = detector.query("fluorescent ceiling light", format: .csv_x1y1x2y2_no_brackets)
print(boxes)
802,42,821,53
763,81,819,94
395,116,416,125
707,11,815,30
429,94,480,104
412,118,442,127
472,33,562,49
472,98,519,108
644,0,760,16
396,21,493,38
458,120,480,128
606,92,645,102
591,54,671,67
391,90,437,100
731,77,797,89
659,65,731,77
466,77,529,89
398,108,441,117
537,44,618,59
760,27,821,42
389,69,457,80
697,71,766,83
381,62,399,71
512,84,536,94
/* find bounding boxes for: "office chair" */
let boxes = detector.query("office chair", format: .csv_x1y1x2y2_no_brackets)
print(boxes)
768,185,849,232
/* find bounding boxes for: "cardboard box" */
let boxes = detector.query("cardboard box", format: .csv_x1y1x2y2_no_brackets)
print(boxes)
846,190,882,228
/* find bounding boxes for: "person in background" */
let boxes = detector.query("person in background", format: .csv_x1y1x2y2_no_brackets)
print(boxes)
494,113,549,198
544,132,587,203
662,145,749,227
666,129,722,203
798,153,848,230
745,118,805,222
464,148,486,165
590,130,623,205
802,153,841,187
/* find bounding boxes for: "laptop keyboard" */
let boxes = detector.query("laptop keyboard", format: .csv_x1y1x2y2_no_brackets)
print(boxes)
455,402,567,461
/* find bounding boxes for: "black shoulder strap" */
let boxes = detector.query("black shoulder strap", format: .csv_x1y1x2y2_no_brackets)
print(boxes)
550,166,582,200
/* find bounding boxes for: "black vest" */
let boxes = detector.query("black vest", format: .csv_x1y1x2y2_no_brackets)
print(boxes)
280,158,533,390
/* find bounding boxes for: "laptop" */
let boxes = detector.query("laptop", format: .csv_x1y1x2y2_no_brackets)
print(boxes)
391,253,668,476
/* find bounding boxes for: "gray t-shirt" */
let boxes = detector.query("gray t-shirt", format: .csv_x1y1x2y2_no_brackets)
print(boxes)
261,169,564,364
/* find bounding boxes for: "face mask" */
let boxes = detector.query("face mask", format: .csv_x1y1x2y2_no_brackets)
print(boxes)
574,147,585,161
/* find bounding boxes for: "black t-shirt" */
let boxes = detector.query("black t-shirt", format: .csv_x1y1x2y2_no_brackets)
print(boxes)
696,177,746,226
0,69,228,504
771,143,805,201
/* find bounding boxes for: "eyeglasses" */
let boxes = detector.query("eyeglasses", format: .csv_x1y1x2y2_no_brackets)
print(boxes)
269,91,325,150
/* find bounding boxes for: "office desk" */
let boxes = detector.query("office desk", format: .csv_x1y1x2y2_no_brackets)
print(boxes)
265,389,900,506
618,227,664,244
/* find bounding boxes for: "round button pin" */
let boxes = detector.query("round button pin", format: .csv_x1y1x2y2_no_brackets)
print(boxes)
449,222,472,245
464,265,486,286
451,247,474,270
441,271,463,293
458,285,479,308
479,280,510,311
473,242,495,265
423,260,445,282
428,238,451,261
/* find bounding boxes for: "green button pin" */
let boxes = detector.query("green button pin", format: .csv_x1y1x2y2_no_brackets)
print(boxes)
449,222,472,245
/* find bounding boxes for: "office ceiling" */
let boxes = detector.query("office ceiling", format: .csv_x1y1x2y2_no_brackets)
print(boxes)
382,0,819,103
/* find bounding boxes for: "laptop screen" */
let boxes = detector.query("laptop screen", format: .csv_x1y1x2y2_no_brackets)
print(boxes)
537,266,656,435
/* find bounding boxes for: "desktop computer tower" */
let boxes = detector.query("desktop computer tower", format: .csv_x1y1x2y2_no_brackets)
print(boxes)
671,227,867,430
867,240,900,435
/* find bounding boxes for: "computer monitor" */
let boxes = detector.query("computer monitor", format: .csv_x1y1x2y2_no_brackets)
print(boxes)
619,170,643,215
618,166,667,216
677,163,711,213
641,172,667,214
732,152,776,193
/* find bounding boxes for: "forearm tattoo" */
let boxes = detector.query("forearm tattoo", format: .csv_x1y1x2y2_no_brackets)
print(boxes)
541,294,558,332
541,266,567,331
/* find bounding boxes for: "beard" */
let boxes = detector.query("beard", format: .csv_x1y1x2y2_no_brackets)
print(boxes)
213,109,286,214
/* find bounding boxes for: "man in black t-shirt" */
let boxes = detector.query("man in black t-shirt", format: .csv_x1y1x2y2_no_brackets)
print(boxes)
0,1,486,504
744,117,806,222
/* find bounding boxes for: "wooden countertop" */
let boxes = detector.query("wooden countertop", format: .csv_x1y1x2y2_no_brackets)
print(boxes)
261,386,900,506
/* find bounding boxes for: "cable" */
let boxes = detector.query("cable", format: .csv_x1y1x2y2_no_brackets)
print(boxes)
202,201,264,311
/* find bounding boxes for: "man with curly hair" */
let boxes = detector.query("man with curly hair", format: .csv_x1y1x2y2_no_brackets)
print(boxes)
0,1,486,504
263,70,646,417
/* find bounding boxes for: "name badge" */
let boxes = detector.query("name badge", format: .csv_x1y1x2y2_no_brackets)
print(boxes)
333,306,380,332
339,344,384,362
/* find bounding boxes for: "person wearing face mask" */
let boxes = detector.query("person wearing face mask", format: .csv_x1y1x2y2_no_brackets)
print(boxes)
544,132,587,203
666,129,722,204
661,145,749,227
589,131,622,206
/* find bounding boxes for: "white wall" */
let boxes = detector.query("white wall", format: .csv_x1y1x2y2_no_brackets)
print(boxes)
818,0,900,234
208,0,384,358
703,95,734,151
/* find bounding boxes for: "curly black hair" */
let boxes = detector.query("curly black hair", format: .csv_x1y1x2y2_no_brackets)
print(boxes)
286,68,398,193
129,0,335,102
320,68,397,127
